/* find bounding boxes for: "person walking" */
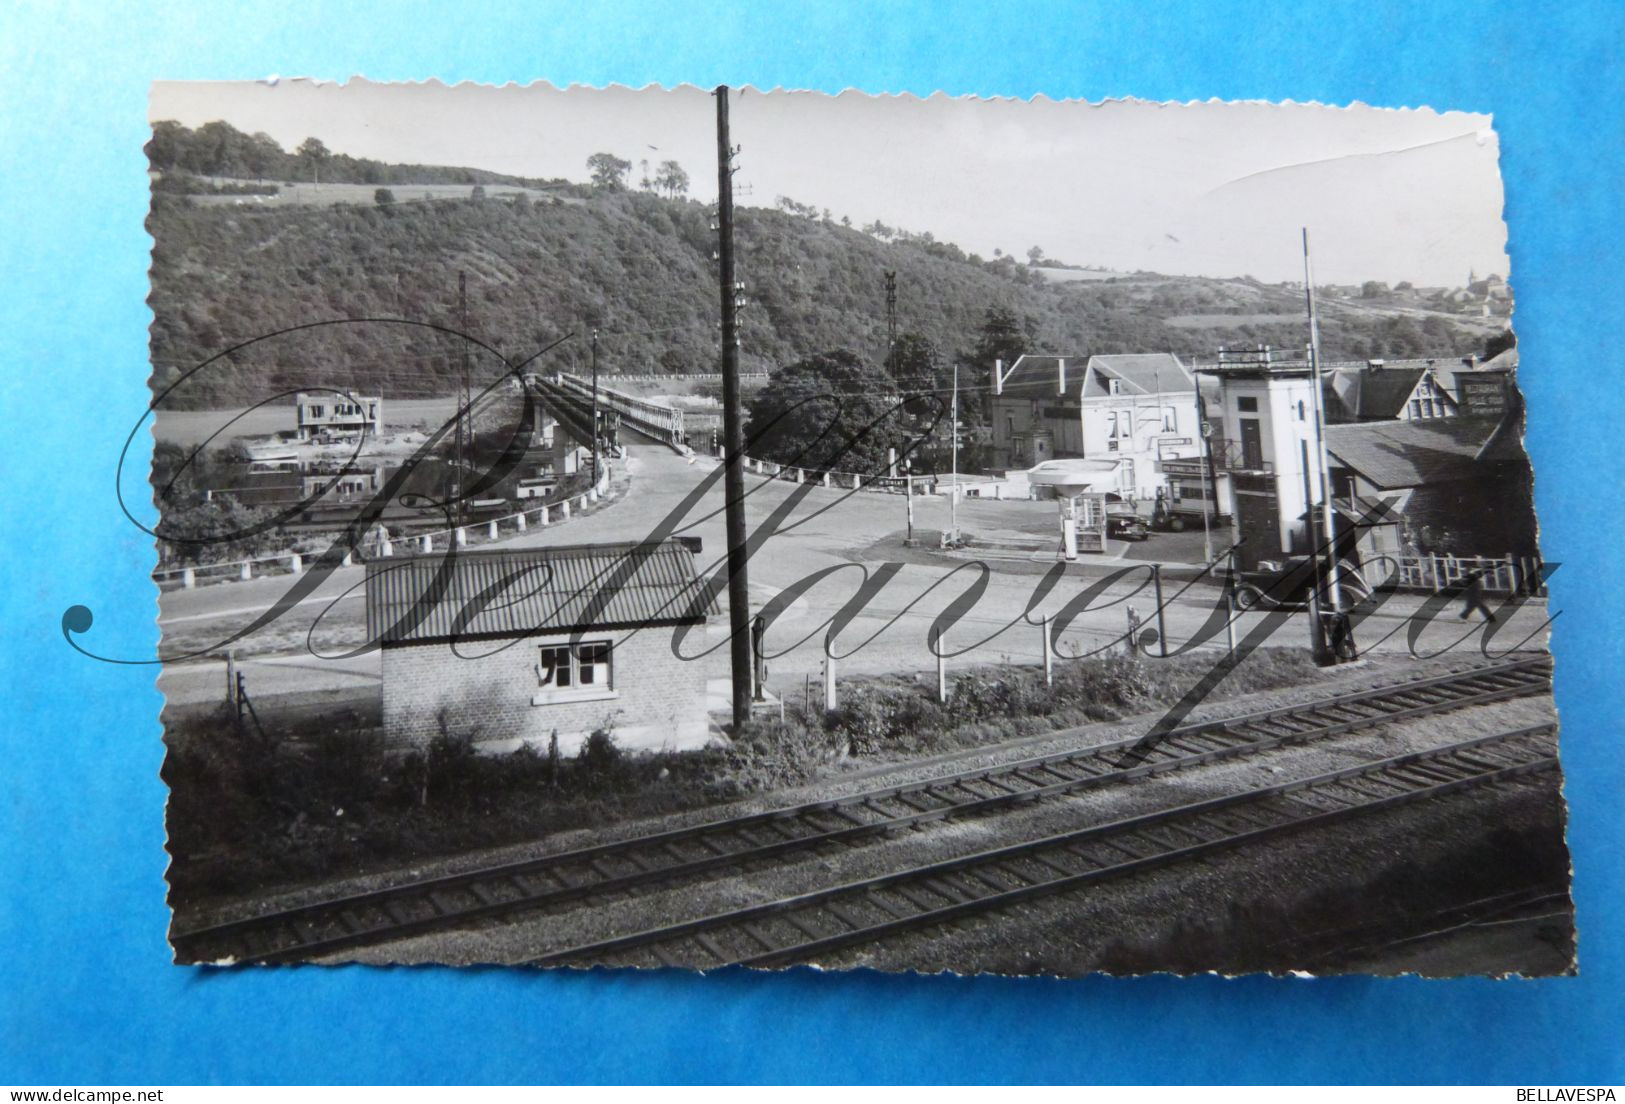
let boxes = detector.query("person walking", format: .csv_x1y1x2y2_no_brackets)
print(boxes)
1460,568,1498,623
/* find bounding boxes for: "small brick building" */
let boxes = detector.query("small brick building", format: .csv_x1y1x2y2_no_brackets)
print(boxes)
366,540,717,756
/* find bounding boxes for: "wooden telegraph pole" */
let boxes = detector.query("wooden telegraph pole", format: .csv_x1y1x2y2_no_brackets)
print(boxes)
1303,229,1354,660
589,325,600,477
716,86,753,729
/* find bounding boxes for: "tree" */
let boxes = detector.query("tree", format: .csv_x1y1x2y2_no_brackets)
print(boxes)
960,305,1040,430
146,120,188,172
374,187,396,206
586,152,632,190
744,350,912,473
244,131,285,181
654,159,690,199
1027,245,1044,266
639,159,652,191
1360,280,1390,299
470,184,487,201
297,137,331,184
1483,328,1517,361
888,333,952,420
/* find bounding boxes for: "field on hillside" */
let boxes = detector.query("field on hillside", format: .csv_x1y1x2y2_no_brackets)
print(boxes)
1033,266,1131,283
188,179,576,209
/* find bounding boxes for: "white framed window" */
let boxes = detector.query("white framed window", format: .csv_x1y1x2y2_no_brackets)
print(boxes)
537,640,613,694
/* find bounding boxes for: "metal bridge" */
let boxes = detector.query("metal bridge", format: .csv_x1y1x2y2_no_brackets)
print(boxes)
528,372,688,451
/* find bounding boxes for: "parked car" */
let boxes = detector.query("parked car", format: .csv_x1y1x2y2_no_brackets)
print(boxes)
1104,502,1150,541
1233,556,1374,611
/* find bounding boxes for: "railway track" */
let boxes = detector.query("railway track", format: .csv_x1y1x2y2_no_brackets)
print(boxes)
531,722,1560,969
172,656,1550,965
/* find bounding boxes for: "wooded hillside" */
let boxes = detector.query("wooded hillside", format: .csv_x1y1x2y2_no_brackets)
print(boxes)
148,136,1496,410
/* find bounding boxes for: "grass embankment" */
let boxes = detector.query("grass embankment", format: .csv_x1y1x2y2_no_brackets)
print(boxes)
1092,810,1573,976
165,648,1321,907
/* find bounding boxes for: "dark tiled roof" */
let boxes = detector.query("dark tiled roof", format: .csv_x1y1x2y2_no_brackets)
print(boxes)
1086,354,1193,397
1324,417,1501,489
366,540,717,646
1349,366,1427,419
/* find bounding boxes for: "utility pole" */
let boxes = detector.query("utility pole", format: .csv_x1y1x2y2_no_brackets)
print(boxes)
884,270,898,375
455,270,472,527
1303,228,1353,660
1193,366,1216,567
590,325,601,477
949,361,960,543
716,85,753,730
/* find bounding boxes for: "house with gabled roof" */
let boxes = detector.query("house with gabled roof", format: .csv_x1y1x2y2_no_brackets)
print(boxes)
989,352,1212,499
1321,360,1462,424
1323,414,1536,558
366,539,718,755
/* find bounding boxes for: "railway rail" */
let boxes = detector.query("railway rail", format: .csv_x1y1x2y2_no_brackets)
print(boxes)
531,722,1560,969
173,657,1551,965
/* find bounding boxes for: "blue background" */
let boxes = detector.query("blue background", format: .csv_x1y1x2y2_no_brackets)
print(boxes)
2,0,1621,1085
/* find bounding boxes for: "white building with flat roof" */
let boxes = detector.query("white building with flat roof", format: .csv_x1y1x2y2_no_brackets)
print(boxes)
295,391,382,441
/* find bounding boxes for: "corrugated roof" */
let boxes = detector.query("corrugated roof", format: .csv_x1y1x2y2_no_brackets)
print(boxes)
366,540,718,646
1324,417,1500,489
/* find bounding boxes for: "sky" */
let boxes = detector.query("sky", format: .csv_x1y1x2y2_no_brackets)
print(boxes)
150,80,1509,287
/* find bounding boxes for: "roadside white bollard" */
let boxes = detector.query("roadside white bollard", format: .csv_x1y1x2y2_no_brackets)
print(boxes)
822,472,831,487
341,551,353,567
793,469,803,484
455,527,467,547
182,567,196,589
589,487,599,504
487,520,498,540
288,553,303,576
239,562,253,581
381,540,393,557
540,505,550,526
516,513,527,532
420,534,433,553
851,474,862,489
561,501,571,519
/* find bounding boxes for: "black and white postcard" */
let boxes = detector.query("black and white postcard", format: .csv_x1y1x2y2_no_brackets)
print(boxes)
150,81,1567,975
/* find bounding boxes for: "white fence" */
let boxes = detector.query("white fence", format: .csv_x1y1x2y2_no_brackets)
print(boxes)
153,463,614,590
1380,552,1546,596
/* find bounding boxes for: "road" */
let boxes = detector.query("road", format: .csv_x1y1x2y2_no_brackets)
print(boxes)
157,440,1552,709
